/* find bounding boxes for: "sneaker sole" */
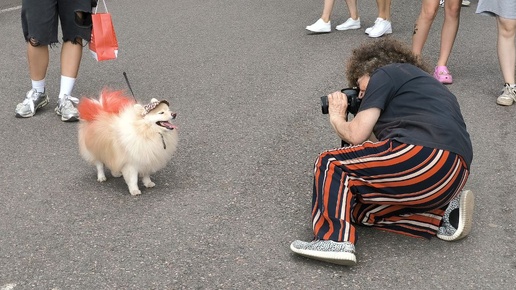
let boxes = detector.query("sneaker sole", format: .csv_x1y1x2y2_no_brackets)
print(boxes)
496,97,514,106
61,115,79,122
336,25,361,31
368,29,392,38
437,190,474,241
290,244,357,266
306,29,331,33
15,97,49,118
55,107,79,122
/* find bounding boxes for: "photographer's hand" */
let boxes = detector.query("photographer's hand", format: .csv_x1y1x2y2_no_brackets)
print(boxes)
327,91,380,146
327,91,348,121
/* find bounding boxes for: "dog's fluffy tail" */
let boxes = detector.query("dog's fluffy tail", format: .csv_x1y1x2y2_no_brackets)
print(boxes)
78,89,136,121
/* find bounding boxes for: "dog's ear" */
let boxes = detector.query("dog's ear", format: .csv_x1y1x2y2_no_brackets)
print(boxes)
134,104,145,115
150,98,158,103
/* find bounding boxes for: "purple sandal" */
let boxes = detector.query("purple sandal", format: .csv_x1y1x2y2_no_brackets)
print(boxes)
434,66,453,84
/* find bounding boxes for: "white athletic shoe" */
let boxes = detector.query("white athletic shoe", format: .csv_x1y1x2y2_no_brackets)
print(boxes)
368,18,392,38
306,18,331,33
336,18,361,31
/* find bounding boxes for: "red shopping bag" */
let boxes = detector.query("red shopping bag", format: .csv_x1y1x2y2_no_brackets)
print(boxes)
89,0,118,61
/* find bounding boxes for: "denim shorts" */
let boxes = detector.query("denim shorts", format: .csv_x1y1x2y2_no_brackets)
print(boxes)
21,0,94,46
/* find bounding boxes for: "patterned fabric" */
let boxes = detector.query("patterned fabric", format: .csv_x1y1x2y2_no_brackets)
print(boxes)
142,100,169,115
311,139,469,243
437,194,460,236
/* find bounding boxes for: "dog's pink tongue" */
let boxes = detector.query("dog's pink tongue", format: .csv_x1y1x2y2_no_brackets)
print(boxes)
159,121,177,130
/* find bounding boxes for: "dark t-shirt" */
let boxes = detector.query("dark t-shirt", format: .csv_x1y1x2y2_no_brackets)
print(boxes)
357,63,473,168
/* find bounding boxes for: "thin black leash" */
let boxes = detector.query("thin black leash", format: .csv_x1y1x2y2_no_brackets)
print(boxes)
123,71,137,101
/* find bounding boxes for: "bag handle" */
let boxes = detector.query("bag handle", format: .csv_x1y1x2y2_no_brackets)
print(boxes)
93,0,108,14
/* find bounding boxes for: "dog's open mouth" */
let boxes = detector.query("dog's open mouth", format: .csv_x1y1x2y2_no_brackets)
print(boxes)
157,121,177,130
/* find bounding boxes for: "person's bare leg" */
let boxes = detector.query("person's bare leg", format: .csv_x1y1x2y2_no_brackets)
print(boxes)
437,0,461,67
27,43,49,81
61,39,83,78
497,16,516,84
412,0,439,56
377,0,391,21
56,39,83,121
345,0,359,20
16,42,49,117
321,0,336,23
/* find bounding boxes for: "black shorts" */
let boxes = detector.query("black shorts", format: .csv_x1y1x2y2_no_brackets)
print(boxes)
21,0,94,45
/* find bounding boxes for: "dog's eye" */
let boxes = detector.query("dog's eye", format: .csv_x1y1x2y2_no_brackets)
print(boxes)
159,112,164,114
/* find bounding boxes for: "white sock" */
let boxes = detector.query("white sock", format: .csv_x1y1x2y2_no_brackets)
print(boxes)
31,79,46,93
59,76,76,99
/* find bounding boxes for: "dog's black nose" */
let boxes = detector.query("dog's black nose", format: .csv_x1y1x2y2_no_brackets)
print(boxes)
171,112,177,119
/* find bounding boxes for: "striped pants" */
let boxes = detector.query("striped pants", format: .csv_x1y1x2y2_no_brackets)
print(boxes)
312,139,469,243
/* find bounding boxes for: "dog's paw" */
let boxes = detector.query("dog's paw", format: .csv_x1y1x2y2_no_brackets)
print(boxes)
130,189,142,196
97,176,107,182
144,181,155,188
111,171,122,178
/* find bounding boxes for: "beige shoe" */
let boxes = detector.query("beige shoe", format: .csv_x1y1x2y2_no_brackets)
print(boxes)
497,84,516,106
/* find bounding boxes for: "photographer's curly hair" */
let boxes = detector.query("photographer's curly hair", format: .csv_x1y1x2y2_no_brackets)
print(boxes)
346,38,431,87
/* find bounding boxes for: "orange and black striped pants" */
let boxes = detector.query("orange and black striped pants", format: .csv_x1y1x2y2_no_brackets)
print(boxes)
312,139,469,243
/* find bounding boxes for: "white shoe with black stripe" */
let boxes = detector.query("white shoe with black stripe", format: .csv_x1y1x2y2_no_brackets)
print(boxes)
290,240,357,265
437,190,475,241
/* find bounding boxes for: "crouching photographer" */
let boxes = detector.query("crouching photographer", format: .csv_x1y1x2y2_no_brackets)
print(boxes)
290,38,474,266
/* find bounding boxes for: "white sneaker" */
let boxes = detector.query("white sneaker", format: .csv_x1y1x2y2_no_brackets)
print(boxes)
368,18,392,38
365,17,381,34
306,18,331,33
290,240,357,266
497,83,516,106
336,18,361,31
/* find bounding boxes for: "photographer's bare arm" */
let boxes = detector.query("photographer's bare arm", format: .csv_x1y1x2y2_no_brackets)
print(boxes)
327,91,380,145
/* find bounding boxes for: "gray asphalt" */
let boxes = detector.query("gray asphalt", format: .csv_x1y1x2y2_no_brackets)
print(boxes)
0,0,514,289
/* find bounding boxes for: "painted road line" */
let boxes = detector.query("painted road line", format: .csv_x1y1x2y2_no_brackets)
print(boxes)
0,5,21,14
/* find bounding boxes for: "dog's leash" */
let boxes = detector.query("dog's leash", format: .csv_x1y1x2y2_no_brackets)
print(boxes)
123,72,137,101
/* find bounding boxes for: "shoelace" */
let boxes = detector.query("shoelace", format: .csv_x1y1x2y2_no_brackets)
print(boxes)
502,84,516,100
22,90,39,112
60,95,79,109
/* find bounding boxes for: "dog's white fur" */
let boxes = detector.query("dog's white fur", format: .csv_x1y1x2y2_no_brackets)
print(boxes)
78,92,178,195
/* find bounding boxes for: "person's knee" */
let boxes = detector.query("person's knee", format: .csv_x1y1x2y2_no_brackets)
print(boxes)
498,18,516,38
444,4,460,18
28,37,41,47
499,26,516,38
420,7,438,22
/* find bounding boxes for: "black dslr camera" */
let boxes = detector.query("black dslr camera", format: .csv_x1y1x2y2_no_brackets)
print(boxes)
320,88,361,116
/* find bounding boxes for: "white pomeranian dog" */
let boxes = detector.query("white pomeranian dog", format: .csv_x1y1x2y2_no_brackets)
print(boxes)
77,89,178,195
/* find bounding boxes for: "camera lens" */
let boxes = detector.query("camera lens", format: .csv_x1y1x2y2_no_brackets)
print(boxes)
320,96,329,114
320,88,361,115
